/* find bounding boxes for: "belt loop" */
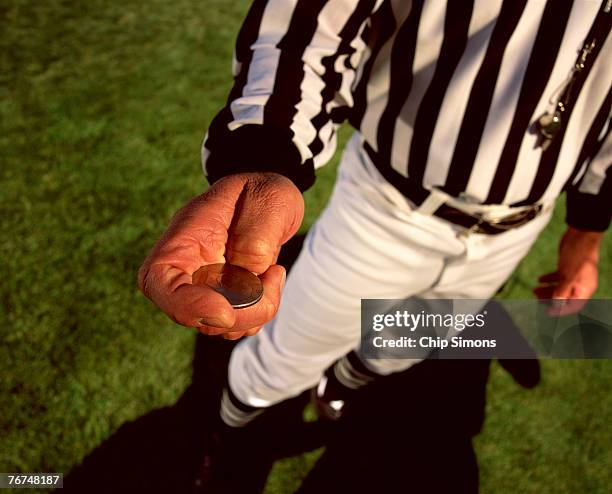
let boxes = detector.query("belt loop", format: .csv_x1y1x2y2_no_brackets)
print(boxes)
417,191,446,215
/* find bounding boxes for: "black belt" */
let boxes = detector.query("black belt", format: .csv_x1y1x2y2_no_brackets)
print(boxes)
431,202,543,235
362,142,543,235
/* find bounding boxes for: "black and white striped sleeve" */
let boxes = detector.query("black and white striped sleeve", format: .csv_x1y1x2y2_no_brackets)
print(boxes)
202,0,382,191
566,113,612,232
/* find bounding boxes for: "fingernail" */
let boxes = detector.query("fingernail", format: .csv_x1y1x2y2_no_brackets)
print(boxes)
280,269,287,291
197,316,232,329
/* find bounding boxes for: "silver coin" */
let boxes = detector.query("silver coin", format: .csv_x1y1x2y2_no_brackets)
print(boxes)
192,263,263,309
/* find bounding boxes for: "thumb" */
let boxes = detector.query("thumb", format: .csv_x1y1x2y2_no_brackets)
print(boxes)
226,174,304,274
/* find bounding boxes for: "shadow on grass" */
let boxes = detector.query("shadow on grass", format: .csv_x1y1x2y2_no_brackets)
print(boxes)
64,235,540,494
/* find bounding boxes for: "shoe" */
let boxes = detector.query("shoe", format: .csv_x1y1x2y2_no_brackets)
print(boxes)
311,375,348,422
192,420,273,494
192,428,221,493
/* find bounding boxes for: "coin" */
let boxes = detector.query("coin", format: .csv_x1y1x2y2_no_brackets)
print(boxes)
192,263,263,309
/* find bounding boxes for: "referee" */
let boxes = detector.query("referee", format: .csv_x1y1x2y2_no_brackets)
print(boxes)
138,0,611,489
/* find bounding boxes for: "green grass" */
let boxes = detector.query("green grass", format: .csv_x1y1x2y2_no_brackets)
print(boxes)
1,1,610,492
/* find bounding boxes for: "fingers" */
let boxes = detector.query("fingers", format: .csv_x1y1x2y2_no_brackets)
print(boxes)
547,294,588,317
245,325,263,336
549,282,588,316
534,281,589,316
547,298,588,316
137,183,243,330
140,254,285,335
212,324,264,341
218,325,264,340
534,271,591,316
551,281,573,300
533,285,555,300
220,330,248,340
193,265,285,338
538,272,559,284
142,264,236,330
222,264,286,332
144,185,247,274
533,270,564,301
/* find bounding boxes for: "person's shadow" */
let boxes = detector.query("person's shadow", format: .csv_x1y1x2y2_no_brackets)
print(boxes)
64,234,540,493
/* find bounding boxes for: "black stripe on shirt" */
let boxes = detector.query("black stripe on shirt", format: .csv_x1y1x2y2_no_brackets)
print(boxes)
444,0,528,196
486,0,574,204
564,86,612,191
375,0,425,172
349,0,397,129
263,0,328,129
523,3,611,205
308,0,378,158
407,0,475,185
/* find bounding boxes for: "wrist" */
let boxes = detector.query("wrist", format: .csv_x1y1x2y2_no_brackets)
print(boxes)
561,227,603,266
565,226,604,245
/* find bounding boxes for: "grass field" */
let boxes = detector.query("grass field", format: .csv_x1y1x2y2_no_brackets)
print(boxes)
1,1,611,493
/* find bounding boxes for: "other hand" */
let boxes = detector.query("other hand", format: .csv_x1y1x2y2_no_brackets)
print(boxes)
534,227,603,315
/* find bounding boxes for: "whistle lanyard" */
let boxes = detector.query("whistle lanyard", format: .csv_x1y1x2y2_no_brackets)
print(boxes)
536,0,611,150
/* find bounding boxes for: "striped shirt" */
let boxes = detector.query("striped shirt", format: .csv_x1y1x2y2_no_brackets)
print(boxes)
203,0,612,231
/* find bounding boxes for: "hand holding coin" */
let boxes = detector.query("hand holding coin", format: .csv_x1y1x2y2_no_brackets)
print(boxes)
137,172,302,339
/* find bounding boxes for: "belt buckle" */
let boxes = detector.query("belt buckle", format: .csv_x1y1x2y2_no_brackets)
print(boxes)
482,204,543,233
469,204,542,235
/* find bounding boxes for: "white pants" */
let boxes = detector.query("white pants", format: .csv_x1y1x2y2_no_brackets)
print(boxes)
228,133,553,408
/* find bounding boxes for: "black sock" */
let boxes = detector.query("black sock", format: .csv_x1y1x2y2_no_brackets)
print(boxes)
219,385,265,428
319,351,380,401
